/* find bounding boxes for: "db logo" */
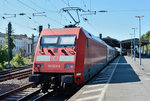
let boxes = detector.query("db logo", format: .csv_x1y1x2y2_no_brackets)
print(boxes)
50,56,59,61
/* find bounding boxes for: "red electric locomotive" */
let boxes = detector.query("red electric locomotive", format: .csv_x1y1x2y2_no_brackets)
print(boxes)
29,27,115,92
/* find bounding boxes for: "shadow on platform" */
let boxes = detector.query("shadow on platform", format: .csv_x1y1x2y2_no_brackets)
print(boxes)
110,63,140,84
87,56,141,85
110,56,140,83
113,56,127,63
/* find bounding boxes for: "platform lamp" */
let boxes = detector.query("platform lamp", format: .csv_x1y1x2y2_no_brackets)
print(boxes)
132,28,137,61
130,33,133,58
135,15,144,65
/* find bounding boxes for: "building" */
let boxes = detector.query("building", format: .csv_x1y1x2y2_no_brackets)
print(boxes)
14,34,32,57
34,36,39,52
0,33,33,57
0,33,6,46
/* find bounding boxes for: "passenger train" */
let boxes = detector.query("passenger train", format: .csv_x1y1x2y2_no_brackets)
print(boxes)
29,27,117,92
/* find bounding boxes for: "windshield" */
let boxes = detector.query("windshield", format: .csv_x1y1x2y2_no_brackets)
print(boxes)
40,35,76,48
58,35,76,45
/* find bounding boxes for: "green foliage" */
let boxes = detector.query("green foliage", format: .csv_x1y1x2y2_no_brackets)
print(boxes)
141,30,150,52
0,44,8,68
4,35,16,60
0,34,16,69
23,58,32,64
141,30,150,40
0,63,4,70
11,53,25,67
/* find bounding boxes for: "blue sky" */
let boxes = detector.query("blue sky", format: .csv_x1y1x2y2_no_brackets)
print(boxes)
0,0,150,41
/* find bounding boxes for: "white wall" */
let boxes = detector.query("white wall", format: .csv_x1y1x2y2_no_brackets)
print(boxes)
0,37,6,46
13,39,23,56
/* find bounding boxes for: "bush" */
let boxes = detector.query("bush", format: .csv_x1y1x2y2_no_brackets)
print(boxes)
11,53,25,67
0,63,4,71
23,58,32,64
0,44,8,68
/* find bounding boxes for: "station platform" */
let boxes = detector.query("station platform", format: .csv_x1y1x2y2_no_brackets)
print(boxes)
68,56,150,101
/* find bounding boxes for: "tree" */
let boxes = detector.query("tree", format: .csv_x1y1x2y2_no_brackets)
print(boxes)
146,31,150,40
141,30,150,53
141,34,146,40
0,44,8,67
141,30,150,40
4,35,16,60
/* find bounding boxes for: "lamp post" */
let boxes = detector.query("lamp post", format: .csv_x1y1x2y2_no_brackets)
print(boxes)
135,15,144,65
132,28,137,61
130,33,133,58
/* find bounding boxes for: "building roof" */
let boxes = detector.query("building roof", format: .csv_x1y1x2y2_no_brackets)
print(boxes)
13,34,28,39
0,32,6,37
102,36,120,48
0,33,32,40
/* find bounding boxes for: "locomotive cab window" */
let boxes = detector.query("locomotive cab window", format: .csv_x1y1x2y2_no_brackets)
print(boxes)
40,35,76,48
58,35,76,47
40,36,58,48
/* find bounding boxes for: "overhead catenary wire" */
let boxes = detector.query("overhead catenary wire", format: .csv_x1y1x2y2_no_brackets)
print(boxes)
108,9,150,13
16,0,39,13
61,0,70,7
47,0,71,24
3,18,39,32
45,16,65,26
29,0,69,26
47,0,59,11
80,0,87,8
0,27,6,31
14,0,45,27
2,0,42,25
30,0,66,25
30,0,58,13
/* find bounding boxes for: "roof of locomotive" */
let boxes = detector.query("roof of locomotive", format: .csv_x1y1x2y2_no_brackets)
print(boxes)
82,28,114,50
41,27,81,36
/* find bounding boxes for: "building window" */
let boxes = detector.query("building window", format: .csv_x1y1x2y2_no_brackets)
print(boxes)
28,44,30,53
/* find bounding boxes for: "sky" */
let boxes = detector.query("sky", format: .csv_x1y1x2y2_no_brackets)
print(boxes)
0,0,150,41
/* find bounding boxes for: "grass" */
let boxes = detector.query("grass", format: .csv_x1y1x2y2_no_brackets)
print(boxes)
23,58,32,65
0,57,32,71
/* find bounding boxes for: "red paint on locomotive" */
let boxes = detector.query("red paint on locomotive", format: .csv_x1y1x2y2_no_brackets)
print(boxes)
29,27,116,91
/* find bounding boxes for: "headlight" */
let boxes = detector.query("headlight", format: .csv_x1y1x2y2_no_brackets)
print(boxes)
65,64,74,69
36,64,43,68
76,73,81,76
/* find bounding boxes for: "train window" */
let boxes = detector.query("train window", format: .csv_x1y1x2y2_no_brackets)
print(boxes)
42,36,58,44
58,35,76,47
86,38,88,48
40,36,58,48
40,35,76,48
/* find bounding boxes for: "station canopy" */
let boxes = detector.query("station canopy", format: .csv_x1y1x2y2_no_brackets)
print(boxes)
121,38,150,49
102,37,150,49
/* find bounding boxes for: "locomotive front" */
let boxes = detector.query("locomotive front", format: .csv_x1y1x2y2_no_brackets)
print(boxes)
29,28,79,92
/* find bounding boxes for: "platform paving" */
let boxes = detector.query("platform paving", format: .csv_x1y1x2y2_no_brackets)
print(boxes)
69,56,150,101
104,56,150,101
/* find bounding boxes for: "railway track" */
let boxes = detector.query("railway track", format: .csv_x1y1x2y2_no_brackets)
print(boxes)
0,65,32,82
18,88,75,101
0,64,32,76
18,89,50,101
1,85,78,101
0,70,31,82
0,83,52,101
0,83,34,100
